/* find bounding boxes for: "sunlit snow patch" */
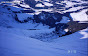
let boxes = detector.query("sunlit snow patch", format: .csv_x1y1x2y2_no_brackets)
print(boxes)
35,8,53,12
70,9,88,21
35,0,40,1
43,2,53,7
64,29,69,32
35,3,45,7
44,0,50,2
80,28,88,39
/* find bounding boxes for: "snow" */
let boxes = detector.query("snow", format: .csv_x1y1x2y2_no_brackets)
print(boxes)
0,5,49,29
44,0,50,2
49,28,88,56
9,6,24,11
19,4,30,8
60,0,88,13
79,21,88,23
0,28,56,56
0,5,9,13
0,26,54,39
35,8,53,12
59,16,70,23
80,28,88,39
55,2,61,4
0,1,88,56
17,13,33,21
35,0,50,2
35,3,45,7
61,0,87,8
0,26,88,56
34,11,41,15
64,1,75,7
63,6,84,13
43,2,53,7
64,29,69,32
0,12,49,29
35,0,41,2
70,9,88,21
55,22,59,24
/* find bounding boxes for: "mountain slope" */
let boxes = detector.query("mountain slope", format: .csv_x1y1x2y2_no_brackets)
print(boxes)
0,26,88,56
0,0,88,56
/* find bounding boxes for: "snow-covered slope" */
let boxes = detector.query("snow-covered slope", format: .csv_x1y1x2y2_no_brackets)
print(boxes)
70,9,88,22
0,26,88,56
0,5,49,29
0,0,88,56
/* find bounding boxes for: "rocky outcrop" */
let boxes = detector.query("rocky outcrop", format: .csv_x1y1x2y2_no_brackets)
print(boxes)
33,11,63,27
